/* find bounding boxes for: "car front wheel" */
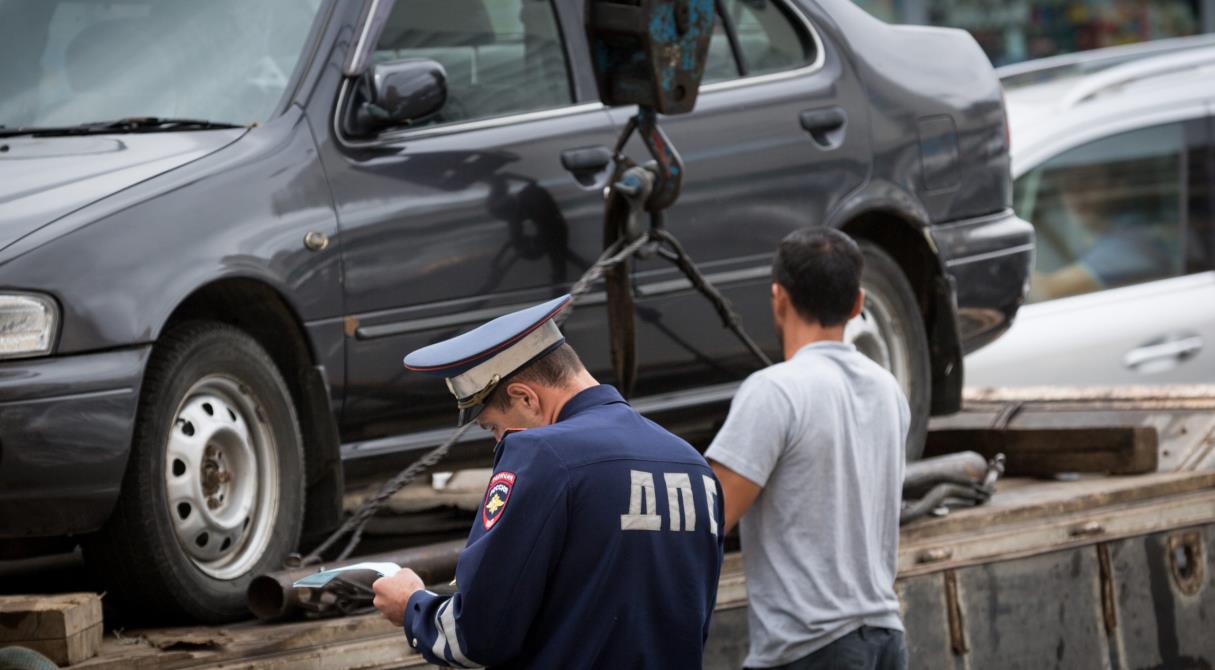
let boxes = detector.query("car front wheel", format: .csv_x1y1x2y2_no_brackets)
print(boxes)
85,321,304,623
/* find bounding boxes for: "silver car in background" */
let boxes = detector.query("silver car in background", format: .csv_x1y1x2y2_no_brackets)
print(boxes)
966,37,1215,387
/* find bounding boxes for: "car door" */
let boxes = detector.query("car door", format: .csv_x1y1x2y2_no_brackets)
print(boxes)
600,0,873,397
965,117,1215,386
321,0,618,441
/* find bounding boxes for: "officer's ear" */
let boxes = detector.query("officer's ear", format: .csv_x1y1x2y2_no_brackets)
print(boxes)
504,381,541,411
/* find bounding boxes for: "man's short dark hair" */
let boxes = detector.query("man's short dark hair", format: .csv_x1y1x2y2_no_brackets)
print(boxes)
772,228,864,327
484,343,585,411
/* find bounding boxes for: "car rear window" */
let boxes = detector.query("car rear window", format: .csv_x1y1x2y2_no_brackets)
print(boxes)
706,0,817,83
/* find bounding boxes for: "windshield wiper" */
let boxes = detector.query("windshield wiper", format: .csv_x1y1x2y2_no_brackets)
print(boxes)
0,117,248,138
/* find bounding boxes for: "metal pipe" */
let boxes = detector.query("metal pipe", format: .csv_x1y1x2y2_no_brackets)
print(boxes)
903,451,988,499
901,482,986,525
248,539,465,621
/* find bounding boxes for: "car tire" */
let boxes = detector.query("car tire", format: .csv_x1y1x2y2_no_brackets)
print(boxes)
84,321,304,623
0,647,59,670
846,242,932,460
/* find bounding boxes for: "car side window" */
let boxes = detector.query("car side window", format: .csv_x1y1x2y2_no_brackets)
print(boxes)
1014,122,1188,303
702,15,741,84
1189,118,1215,275
371,0,571,128
705,0,816,82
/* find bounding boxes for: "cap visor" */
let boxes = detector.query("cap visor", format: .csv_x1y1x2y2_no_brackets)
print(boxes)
457,403,485,427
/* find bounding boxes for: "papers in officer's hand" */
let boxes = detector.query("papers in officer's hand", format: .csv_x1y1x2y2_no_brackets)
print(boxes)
293,561,402,589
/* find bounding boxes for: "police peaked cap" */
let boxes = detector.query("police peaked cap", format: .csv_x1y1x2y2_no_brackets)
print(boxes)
403,295,572,425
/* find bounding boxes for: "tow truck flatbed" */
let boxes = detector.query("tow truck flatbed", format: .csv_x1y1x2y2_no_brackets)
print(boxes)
30,388,1215,668
58,470,1212,669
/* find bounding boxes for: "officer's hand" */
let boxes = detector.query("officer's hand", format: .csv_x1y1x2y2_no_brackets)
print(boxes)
372,568,425,627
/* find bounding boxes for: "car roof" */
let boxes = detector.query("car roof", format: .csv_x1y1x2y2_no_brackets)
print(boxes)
1000,37,1215,175
996,33,1215,87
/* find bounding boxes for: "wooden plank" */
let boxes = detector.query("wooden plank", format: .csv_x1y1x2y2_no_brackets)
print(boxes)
0,593,103,666
78,615,406,669
924,426,1158,475
933,385,1215,473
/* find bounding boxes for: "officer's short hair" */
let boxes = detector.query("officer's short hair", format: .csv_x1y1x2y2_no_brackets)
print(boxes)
485,343,585,410
773,227,864,327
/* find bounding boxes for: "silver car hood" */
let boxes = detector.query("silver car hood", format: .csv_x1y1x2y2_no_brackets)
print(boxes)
0,130,244,252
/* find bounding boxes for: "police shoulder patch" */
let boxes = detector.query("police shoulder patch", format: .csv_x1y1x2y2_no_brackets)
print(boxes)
482,471,516,530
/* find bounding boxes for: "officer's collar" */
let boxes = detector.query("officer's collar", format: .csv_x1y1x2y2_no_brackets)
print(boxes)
557,384,627,422
492,385,628,456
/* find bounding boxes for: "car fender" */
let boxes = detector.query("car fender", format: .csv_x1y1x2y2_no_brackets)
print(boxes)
0,107,343,356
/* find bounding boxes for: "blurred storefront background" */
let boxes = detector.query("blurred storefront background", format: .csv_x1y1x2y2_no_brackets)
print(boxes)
854,0,1215,65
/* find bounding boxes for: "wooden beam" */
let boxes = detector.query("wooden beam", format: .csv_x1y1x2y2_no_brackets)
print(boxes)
0,593,102,666
924,426,1158,476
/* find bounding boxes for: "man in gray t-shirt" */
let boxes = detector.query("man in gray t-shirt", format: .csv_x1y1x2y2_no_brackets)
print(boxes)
706,228,909,670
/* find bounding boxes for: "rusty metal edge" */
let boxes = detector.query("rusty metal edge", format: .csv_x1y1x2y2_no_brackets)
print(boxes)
898,488,1215,577
901,472,1215,544
1097,542,1117,635
1166,529,1206,596
962,385,1215,405
944,569,968,656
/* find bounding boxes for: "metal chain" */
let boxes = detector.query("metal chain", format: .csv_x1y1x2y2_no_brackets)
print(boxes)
298,235,658,566
299,422,476,565
299,225,771,565
559,234,653,321
649,229,773,367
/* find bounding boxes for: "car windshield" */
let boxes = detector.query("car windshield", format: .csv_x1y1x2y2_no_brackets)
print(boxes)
0,0,324,130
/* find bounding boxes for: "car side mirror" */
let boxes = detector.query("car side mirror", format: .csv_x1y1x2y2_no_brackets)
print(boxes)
347,59,447,137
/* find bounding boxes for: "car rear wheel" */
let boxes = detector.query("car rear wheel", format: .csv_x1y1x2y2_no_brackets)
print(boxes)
84,322,304,623
845,242,931,459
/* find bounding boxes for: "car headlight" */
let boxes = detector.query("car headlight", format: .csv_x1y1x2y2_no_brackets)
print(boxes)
0,293,59,359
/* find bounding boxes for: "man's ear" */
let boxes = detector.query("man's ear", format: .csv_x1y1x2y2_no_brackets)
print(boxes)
771,282,787,312
505,382,540,410
849,289,865,320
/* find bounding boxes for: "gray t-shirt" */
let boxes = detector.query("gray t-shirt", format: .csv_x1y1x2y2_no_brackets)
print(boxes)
705,341,909,668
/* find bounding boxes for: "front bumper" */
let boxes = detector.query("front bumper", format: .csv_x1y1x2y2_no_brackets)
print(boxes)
931,209,1035,355
0,346,149,537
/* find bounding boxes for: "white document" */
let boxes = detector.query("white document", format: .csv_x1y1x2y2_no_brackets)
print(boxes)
292,561,402,589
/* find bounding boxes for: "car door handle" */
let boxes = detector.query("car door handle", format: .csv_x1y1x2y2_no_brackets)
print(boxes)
800,108,845,132
1123,334,1204,371
799,108,846,148
560,146,612,174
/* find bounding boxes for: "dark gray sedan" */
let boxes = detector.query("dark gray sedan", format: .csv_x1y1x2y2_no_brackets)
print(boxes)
0,0,1031,620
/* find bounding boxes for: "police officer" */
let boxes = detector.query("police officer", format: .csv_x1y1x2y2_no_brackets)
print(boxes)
372,295,725,669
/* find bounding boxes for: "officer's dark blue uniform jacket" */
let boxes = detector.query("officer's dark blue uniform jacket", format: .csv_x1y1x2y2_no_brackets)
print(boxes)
404,384,725,668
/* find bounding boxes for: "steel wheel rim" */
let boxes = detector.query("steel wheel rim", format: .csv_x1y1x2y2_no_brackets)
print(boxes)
845,285,914,399
164,375,280,580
